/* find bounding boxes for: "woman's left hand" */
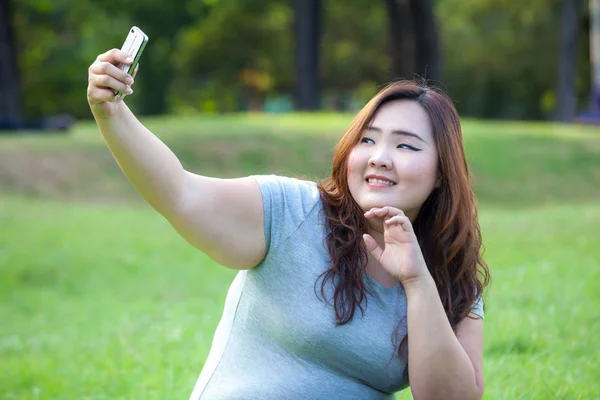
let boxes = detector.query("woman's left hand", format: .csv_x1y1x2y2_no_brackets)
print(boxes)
363,207,430,285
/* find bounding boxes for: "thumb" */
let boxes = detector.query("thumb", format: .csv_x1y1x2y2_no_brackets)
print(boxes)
363,234,384,263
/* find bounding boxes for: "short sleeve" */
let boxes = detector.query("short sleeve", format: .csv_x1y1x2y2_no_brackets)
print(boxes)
251,175,321,255
469,294,484,319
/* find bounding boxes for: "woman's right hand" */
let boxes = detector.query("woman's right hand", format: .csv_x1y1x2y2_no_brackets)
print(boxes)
87,49,137,120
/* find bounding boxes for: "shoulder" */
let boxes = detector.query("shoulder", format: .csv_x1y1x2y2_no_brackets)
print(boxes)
251,174,321,208
251,175,323,253
252,174,318,192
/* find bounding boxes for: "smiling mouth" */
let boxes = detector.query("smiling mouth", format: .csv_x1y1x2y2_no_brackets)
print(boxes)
366,178,396,186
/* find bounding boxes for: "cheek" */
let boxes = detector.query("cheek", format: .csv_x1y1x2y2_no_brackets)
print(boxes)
346,150,367,196
399,154,438,184
346,150,362,177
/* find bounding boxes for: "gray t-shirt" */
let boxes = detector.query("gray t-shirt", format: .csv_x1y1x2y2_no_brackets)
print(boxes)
189,175,483,400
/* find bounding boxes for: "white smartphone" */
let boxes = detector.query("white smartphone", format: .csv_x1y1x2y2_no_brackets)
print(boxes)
115,26,148,98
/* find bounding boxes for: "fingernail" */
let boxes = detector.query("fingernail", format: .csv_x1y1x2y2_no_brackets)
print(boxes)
125,76,134,85
125,86,133,95
126,57,134,63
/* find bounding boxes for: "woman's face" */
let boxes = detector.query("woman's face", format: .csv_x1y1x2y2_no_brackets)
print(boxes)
347,99,439,222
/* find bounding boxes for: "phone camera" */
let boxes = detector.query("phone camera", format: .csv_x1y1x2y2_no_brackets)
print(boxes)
131,29,134,33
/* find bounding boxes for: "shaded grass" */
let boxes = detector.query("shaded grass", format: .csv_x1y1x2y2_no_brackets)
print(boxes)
1,115,600,208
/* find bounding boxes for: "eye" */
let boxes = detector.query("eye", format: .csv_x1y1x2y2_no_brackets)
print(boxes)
397,143,421,151
360,137,374,144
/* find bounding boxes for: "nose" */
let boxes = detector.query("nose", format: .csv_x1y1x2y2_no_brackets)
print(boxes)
368,149,393,170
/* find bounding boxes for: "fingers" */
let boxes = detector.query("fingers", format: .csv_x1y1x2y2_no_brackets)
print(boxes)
89,61,133,86
88,51,135,104
364,206,405,220
87,85,119,104
384,215,414,233
97,48,134,66
363,234,384,262
90,73,132,95
364,207,414,233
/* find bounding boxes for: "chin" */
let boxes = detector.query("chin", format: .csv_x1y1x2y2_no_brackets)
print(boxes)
360,199,397,212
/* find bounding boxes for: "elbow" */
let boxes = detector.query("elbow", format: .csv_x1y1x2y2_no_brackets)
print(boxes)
461,383,484,400
471,371,485,400
474,382,484,400
458,384,485,400
413,384,483,400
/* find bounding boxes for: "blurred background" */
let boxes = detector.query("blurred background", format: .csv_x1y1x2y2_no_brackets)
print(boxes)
1,1,599,399
0,0,598,121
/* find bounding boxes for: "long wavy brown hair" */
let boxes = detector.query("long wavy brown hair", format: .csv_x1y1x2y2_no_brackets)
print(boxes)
316,80,490,360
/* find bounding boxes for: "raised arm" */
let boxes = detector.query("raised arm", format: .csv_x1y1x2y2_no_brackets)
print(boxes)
87,49,266,270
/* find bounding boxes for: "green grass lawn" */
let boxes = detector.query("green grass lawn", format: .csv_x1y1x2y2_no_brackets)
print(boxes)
1,114,599,399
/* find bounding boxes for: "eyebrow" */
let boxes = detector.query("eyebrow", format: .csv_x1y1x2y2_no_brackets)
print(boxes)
365,126,426,143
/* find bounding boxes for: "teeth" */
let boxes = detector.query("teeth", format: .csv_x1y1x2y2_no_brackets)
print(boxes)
367,178,394,186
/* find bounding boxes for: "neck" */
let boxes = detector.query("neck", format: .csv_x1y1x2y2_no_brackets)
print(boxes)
367,218,386,247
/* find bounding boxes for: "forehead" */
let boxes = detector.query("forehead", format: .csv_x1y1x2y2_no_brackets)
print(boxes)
368,99,433,141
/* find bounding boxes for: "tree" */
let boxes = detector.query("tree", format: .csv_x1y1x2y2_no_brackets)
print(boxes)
587,0,600,114
0,0,20,125
556,0,580,121
294,0,322,110
437,0,565,119
383,0,440,82
410,0,441,82
384,0,415,80
170,0,295,113
6,0,593,120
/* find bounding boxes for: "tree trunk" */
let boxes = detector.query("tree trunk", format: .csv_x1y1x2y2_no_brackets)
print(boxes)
556,0,579,121
588,0,600,114
384,0,415,80
294,0,322,110
409,0,441,82
0,0,21,123
590,0,600,85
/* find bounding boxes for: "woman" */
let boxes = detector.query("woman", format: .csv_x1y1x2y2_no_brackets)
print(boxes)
87,49,490,400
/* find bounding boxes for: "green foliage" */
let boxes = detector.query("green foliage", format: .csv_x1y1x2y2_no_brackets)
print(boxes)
9,0,595,118
170,0,294,113
320,0,390,108
437,0,591,119
14,0,128,118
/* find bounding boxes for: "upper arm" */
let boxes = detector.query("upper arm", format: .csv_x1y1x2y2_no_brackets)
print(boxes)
165,172,266,270
455,314,485,399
